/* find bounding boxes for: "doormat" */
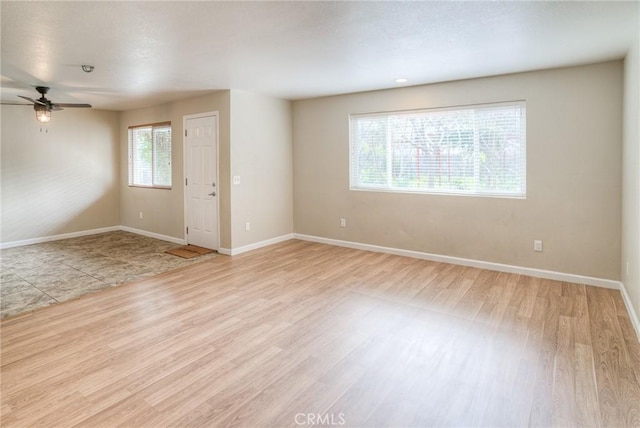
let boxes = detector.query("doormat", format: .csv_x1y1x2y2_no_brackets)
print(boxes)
165,245,215,259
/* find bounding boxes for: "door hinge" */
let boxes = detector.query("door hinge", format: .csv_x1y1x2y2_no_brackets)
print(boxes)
186,227,189,234
185,130,187,137
185,178,188,186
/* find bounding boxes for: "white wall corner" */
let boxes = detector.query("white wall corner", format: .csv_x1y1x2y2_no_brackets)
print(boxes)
227,233,294,256
119,226,187,245
620,281,640,341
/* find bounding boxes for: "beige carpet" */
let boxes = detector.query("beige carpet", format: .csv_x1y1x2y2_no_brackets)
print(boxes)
0,231,218,319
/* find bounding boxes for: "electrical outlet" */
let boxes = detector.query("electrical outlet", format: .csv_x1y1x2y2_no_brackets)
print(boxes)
139,212,143,220
245,222,250,231
340,218,346,228
233,176,241,185
534,240,543,252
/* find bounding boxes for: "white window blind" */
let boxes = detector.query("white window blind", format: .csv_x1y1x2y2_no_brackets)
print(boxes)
350,102,526,197
128,122,172,188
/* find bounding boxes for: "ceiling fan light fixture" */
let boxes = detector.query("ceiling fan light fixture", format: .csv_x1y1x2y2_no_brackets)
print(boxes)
34,104,51,123
6,86,91,123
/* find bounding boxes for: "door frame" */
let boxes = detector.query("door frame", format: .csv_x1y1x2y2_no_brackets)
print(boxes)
182,111,220,250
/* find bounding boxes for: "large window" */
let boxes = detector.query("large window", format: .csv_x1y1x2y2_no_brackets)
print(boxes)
349,101,526,197
128,122,172,188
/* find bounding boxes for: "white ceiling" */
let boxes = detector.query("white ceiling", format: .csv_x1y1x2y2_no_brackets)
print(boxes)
1,1,638,111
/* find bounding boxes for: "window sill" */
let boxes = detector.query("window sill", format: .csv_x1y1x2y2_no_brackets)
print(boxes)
349,186,526,199
128,185,172,190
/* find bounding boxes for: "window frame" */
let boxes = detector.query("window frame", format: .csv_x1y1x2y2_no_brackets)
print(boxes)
128,121,173,190
348,100,527,199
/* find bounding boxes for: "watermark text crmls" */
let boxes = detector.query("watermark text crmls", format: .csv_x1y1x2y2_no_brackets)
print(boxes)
294,412,346,426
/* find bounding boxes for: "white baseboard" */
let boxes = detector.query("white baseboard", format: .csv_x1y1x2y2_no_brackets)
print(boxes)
293,233,621,290
0,226,121,249
224,233,295,256
1,226,290,255
1,227,623,291
1,226,187,250
620,281,640,341
3,226,636,339
119,226,187,245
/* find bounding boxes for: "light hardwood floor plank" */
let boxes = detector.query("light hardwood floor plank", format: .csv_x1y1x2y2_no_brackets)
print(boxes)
2,239,639,427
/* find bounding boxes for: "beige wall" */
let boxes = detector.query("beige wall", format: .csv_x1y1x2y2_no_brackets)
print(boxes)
1,59,629,294
229,91,293,248
119,91,232,247
293,61,623,280
1,107,120,243
623,35,640,321
119,90,293,250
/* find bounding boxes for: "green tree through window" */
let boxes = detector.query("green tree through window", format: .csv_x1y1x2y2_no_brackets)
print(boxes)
128,122,172,188
350,102,526,197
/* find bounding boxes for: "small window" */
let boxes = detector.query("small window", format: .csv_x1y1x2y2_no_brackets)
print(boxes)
128,122,172,188
349,101,526,197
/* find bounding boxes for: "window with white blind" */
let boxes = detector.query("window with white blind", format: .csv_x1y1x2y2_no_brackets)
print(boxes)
128,122,172,188
349,101,526,197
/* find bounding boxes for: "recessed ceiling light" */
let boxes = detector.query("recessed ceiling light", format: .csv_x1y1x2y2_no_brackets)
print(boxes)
395,78,408,83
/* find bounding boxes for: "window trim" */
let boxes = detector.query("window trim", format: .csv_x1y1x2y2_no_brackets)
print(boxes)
128,121,173,189
348,100,527,199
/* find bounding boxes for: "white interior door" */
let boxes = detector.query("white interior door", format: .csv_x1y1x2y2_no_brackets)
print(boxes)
184,114,218,250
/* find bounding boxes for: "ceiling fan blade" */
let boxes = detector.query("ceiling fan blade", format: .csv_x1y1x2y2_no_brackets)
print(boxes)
50,104,64,111
17,95,45,105
54,103,92,108
0,102,31,106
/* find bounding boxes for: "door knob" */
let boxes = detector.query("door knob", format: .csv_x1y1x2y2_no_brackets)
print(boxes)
208,191,216,197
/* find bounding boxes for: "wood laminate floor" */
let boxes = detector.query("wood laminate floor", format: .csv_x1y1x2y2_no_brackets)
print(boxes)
1,239,639,427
